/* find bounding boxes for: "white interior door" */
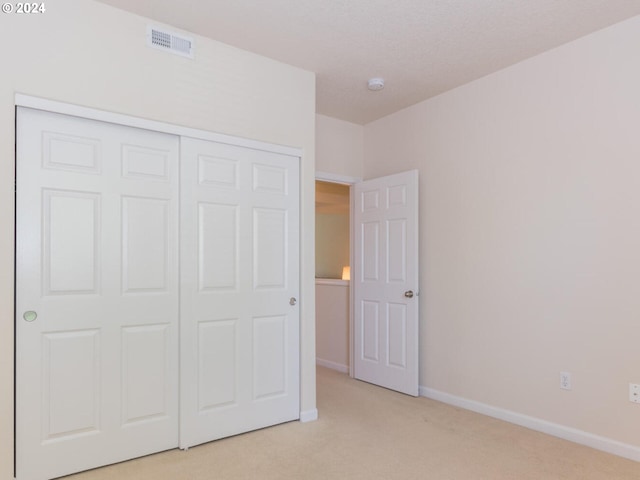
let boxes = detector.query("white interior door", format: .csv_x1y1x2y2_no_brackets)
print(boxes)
179,137,300,448
353,170,419,396
15,108,180,480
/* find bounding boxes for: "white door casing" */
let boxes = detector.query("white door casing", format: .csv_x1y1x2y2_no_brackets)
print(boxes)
353,170,419,396
15,107,180,480
179,137,300,448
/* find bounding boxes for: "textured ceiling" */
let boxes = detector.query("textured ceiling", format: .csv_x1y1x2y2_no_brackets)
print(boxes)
96,0,640,124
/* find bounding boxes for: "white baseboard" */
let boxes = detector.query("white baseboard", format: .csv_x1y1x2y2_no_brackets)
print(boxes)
300,408,318,423
316,358,349,374
419,386,640,463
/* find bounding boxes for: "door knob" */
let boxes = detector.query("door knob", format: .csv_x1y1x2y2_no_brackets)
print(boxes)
23,311,38,322
289,297,297,306
404,290,414,298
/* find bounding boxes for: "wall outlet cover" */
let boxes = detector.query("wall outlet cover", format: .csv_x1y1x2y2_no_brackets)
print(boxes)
629,383,640,404
560,371,571,390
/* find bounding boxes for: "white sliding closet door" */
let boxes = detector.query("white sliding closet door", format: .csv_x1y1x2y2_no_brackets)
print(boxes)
15,108,180,480
179,137,300,448
15,106,302,480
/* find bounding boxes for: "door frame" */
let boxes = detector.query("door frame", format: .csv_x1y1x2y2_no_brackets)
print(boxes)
14,94,307,473
15,95,301,158
315,171,361,378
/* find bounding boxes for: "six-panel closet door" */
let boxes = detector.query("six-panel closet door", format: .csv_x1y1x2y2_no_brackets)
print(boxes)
179,137,300,448
15,107,181,480
15,107,301,480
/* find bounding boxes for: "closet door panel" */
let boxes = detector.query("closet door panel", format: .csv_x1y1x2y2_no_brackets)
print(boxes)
180,138,300,448
16,108,180,480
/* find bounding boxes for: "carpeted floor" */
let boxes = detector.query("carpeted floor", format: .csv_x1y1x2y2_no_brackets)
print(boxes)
68,367,639,479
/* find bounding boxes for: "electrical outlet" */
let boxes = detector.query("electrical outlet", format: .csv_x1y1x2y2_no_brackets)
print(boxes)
629,384,640,404
560,371,571,390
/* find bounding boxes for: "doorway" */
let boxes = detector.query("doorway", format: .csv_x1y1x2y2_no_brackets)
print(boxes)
315,171,420,396
315,178,353,374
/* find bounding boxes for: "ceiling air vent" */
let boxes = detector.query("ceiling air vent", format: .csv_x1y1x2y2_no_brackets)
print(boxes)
147,26,194,59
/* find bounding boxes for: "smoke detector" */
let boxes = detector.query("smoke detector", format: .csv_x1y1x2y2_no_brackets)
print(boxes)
367,78,385,91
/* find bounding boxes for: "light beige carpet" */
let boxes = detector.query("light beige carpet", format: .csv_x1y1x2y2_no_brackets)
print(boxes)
68,367,638,479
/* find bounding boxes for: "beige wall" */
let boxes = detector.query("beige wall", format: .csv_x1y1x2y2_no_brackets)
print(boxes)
316,213,350,278
315,282,350,370
316,114,364,178
364,16,640,447
0,2,316,478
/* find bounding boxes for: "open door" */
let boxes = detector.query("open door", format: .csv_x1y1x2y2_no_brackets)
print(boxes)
353,170,419,396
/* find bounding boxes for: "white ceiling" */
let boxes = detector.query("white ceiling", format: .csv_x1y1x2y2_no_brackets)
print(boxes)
97,0,640,124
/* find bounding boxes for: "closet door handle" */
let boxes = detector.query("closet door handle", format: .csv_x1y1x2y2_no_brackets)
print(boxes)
404,290,414,298
289,297,297,306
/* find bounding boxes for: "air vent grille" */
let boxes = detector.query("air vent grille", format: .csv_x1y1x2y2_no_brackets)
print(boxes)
147,26,194,59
